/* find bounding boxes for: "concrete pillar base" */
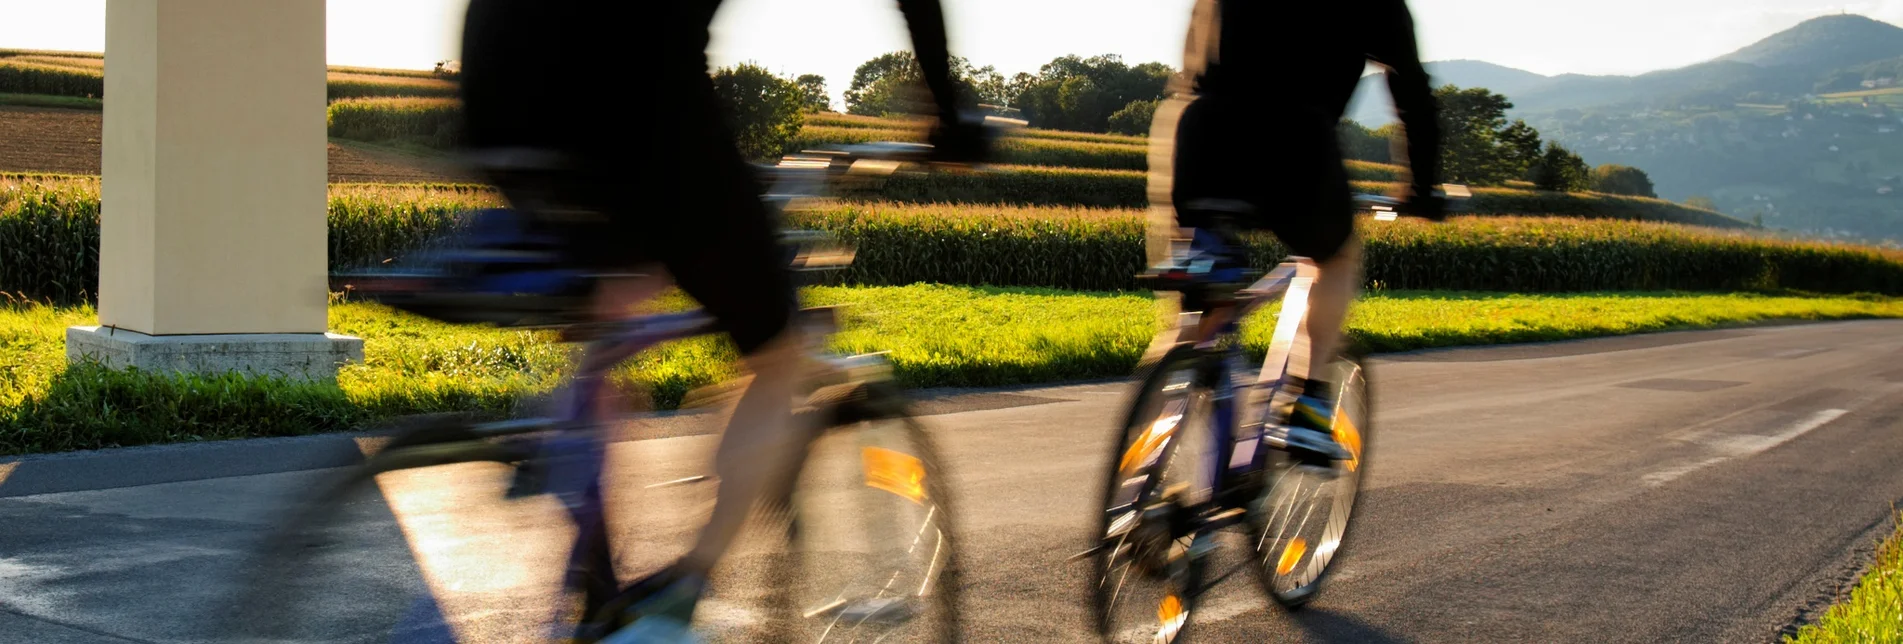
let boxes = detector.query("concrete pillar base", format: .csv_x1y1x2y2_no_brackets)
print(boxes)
66,326,364,382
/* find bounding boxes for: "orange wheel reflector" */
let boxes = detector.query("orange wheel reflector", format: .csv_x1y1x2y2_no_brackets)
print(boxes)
1333,407,1362,472
862,446,927,504
1159,594,1184,625
1277,538,1308,575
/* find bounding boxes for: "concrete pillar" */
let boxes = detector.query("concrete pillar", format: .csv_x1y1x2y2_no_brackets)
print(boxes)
67,0,362,381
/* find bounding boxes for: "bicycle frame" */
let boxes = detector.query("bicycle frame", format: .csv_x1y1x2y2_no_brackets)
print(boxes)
1164,258,1319,513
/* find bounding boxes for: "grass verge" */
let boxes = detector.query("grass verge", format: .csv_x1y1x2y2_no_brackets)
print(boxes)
1785,511,1903,644
4,288,1901,455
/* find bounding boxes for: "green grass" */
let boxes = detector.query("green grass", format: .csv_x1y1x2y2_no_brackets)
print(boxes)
1786,511,1903,644
1819,87,1903,100
5,287,1902,455
0,93,101,110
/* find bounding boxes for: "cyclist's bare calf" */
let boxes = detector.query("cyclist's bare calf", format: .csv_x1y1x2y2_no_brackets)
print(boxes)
1298,233,1362,389
681,325,807,574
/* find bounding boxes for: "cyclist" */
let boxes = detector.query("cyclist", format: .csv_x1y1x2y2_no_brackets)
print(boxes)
451,0,987,638
1142,0,1445,459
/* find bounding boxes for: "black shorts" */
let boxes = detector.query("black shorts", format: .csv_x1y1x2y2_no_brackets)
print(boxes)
458,0,795,355
1169,95,1354,262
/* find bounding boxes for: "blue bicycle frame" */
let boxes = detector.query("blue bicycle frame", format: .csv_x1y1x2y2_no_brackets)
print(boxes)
1160,241,1330,506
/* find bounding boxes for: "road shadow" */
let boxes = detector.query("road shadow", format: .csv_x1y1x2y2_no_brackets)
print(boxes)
1285,607,1412,644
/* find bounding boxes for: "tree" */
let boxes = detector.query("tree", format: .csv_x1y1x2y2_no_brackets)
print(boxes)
967,65,1010,106
1011,54,1173,132
432,60,460,79
1435,85,1534,185
1590,164,1657,197
1108,99,1159,135
795,74,831,112
710,63,805,160
1373,123,1406,164
1497,119,1544,179
843,51,982,117
1338,120,1390,162
1528,143,1591,192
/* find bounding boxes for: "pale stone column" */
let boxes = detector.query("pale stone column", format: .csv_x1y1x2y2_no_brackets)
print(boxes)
68,0,362,381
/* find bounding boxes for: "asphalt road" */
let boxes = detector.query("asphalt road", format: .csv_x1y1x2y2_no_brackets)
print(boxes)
3,320,1902,643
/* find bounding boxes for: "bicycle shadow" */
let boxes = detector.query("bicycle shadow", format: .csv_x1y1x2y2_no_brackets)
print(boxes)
1282,607,1411,644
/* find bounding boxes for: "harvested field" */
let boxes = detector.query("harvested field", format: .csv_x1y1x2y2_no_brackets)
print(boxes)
0,106,476,184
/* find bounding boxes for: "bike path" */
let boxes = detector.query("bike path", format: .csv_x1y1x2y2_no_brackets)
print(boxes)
2,319,1900,643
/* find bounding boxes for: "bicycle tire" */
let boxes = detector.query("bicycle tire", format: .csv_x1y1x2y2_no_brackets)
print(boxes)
1249,345,1374,610
758,381,965,643
204,415,609,644
1088,343,1209,644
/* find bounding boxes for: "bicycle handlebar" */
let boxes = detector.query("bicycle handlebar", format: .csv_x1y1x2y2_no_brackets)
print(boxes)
1354,184,1473,221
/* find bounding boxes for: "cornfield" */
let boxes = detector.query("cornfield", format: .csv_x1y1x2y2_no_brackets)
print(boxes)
0,179,497,303
325,73,458,100
6,179,1896,304
0,61,102,98
780,202,1902,293
326,97,464,148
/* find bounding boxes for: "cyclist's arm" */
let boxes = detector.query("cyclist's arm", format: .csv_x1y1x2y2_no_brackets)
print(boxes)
1365,0,1441,193
895,0,963,120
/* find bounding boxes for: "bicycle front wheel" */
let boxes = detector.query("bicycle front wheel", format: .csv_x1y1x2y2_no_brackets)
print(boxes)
1088,344,1211,644
762,382,964,643
1250,347,1374,609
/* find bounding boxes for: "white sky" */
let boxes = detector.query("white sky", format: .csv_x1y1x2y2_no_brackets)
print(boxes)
3,0,1902,108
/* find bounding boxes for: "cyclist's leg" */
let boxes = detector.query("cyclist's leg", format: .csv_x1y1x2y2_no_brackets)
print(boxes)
1272,144,1357,396
579,153,804,627
669,236,803,577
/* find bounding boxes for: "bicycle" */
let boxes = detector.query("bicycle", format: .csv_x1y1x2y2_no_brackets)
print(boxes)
1082,186,1469,643
207,121,1018,644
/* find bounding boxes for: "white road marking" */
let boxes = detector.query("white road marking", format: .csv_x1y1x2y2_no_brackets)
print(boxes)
1643,408,1848,486
1641,457,1730,486
1707,408,1849,457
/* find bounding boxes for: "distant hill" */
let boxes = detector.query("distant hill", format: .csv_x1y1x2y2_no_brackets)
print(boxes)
1717,14,1903,70
1345,60,1548,126
1348,14,1903,125
1341,13,1903,242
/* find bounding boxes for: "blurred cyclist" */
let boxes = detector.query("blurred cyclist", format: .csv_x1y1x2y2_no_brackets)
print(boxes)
1142,0,1444,458
453,0,986,638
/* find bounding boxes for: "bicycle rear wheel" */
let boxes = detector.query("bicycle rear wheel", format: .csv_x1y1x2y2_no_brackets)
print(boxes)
759,382,964,643
1088,344,1211,644
204,415,606,644
1249,347,1373,609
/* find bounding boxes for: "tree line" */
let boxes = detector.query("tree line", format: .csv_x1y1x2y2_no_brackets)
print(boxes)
709,55,1665,201
1339,85,1659,197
